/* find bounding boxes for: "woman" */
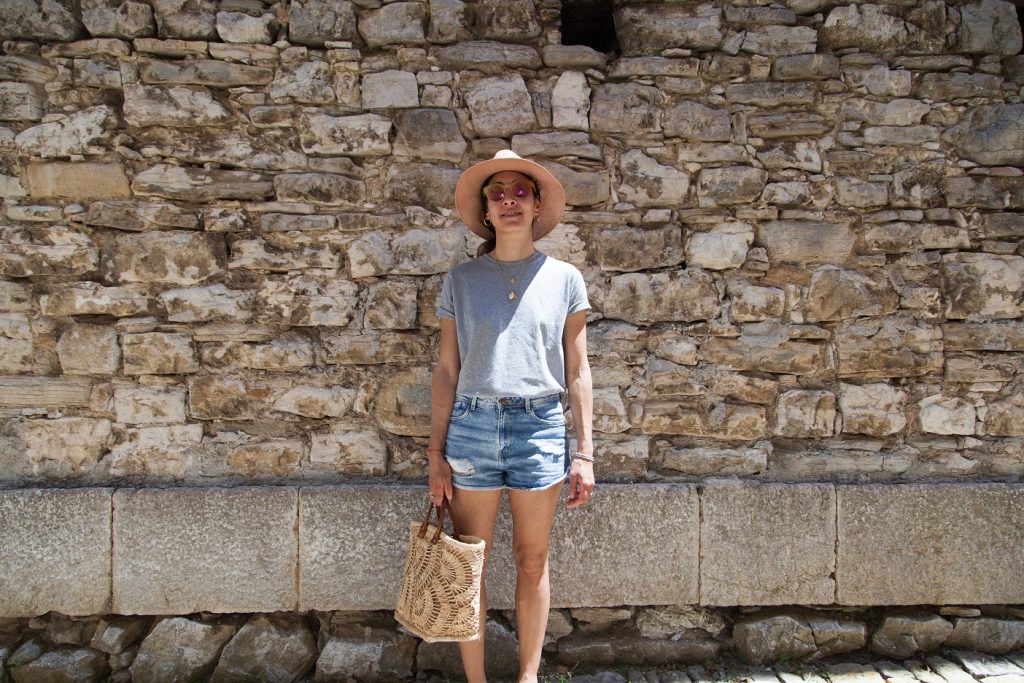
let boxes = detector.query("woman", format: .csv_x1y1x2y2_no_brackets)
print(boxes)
426,150,596,682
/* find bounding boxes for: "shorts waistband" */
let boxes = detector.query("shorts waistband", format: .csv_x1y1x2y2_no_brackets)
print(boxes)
457,393,562,410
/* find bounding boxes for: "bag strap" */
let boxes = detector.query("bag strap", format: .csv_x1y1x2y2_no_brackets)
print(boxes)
417,497,464,544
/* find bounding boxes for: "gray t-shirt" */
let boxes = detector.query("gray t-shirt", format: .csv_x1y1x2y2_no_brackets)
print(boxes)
437,251,591,398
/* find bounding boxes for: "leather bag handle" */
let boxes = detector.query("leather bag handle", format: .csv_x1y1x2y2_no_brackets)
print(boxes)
417,497,464,544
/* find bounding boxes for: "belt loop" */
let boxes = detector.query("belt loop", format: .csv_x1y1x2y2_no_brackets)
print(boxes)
525,395,533,411
470,396,478,410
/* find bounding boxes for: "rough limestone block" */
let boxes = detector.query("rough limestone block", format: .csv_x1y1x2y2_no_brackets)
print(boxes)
427,0,470,44
113,487,298,614
592,226,683,273
839,382,907,436
542,161,610,207
298,112,392,156
18,417,113,477
941,253,1024,320
0,0,85,42
774,390,836,438
837,484,1024,605
477,0,540,41
289,0,357,45
124,84,233,127
392,108,466,163
944,104,1024,167
0,488,112,617
10,648,109,681
757,219,855,266
945,617,1024,655
551,71,590,131
56,323,121,375
686,221,754,270
604,271,720,324
316,627,417,680
917,394,976,435
215,11,275,43
26,162,130,199
210,614,317,682
130,617,236,681
150,0,216,39
804,266,899,322
701,481,836,605
870,614,953,659
82,0,156,38
435,40,541,72
300,484,697,610
615,5,723,54
663,101,730,140
15,105,113,158
0,82,45,121
957,0,1023,55
590,83,660,133
362,69,418,109
357,2,426,47
618,149,689,208
733,615,817,664
268,61,335,104
1,225,98,278
464,75,536,137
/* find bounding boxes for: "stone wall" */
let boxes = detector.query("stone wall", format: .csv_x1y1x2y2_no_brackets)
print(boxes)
1,0,1022,487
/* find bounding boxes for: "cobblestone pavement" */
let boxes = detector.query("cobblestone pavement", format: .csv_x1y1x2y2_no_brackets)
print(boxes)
545,650,1024,683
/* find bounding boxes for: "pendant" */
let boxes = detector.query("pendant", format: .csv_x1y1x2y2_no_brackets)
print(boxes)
508,291,517,301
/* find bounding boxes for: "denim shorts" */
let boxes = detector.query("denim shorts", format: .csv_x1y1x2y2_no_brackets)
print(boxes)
443,393,569,491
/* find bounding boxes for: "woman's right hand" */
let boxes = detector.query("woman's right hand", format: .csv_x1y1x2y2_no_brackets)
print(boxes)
428,455,453,503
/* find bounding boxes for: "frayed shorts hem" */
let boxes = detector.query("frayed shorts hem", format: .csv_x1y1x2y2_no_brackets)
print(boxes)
452,473,567,493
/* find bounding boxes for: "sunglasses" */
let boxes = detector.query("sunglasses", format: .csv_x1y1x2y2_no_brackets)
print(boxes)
482,180,536,202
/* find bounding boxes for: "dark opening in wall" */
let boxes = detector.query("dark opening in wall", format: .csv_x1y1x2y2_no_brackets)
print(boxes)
1019,0,1024,54
560,0,618,54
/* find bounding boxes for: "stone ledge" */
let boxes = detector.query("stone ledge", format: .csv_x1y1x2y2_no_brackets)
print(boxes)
836,483,1024,605
299,485,421,611
0,488,112,617
299,483,698,611
547,482,699,608
1,482,1023,617
112,486,299,614
701,481,836,606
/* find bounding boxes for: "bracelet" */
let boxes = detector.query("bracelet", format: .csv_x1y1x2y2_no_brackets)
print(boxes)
426,447,443,456
573,451,595,462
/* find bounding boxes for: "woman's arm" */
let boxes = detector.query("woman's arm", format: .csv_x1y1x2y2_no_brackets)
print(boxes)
563,309,595,508
428,317,460,502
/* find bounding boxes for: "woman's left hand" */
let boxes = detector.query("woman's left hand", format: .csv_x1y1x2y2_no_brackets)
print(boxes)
566,458,595,508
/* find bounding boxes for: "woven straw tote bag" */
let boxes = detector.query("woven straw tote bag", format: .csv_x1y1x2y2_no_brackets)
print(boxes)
395,498,486,642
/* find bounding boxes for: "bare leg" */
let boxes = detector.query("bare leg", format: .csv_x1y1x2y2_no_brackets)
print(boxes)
507,482,563,683
448,487,503,683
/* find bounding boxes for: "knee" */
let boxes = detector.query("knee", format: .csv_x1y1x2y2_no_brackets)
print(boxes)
514,549,549,582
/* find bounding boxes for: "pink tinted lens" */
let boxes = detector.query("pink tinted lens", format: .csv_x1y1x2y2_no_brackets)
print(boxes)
484,182,533,202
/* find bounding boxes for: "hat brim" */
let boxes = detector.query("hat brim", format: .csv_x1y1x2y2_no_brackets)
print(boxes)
454,154,566,241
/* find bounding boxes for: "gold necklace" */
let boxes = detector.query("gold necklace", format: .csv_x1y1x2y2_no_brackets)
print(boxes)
491,253,534,301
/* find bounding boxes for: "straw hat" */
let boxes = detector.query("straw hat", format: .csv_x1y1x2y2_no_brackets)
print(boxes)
454,150,566,241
